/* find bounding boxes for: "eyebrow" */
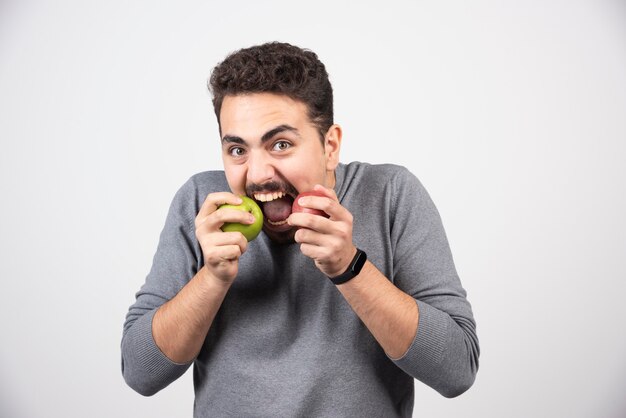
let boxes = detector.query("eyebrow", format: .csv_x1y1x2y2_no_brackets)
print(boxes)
221,124,300,145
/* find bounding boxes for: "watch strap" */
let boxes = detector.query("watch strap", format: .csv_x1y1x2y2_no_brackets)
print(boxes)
328,248,367,285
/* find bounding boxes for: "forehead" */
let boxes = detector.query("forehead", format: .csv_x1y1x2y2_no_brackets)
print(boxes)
219,93,311,136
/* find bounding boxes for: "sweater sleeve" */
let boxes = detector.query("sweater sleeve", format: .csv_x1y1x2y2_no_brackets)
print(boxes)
121,177,203,396
388,168,480,398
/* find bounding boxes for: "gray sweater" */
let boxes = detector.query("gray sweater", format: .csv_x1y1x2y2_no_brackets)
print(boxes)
121,161,479,417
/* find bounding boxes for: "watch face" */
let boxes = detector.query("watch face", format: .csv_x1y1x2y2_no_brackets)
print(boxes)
352,250,367,274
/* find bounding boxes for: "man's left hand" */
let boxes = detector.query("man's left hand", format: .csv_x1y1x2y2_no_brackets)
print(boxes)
287,184,356,278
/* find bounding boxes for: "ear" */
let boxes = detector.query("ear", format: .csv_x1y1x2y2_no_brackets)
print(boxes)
324,124,342,171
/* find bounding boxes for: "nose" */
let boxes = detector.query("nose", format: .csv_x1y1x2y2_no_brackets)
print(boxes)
246,151,275,186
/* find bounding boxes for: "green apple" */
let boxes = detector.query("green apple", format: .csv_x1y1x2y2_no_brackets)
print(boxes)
219,196,264,241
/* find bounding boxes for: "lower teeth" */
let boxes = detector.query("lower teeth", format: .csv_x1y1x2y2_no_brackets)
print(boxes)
267,219,288,226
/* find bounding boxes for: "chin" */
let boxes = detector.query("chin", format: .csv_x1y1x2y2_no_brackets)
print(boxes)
262,226,297,245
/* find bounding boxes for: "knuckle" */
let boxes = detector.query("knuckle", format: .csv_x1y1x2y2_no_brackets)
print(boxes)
213,209,227,222
319,199,332,212
239,238,248,254
300,216,315,229
227,245,243,260
319,247,332,260
334,225,348,241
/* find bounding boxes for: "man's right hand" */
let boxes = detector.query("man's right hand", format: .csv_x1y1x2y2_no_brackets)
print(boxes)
194,192,255,285
151,192,257,363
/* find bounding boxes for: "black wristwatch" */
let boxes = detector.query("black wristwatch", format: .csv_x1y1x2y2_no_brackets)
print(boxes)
328,248,367,285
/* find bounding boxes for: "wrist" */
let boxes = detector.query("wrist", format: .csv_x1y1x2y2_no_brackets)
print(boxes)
198,266,233,293
328,248,367,285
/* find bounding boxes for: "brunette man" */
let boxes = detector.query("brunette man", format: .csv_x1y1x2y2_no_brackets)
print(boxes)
122,42,479,417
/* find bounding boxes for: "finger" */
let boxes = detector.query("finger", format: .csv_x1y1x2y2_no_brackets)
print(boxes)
294,225,320,245
196,207,256,238
295,226,348,255
299,187,346,220
299,240,355,277
298,242,317,259
197,192,242,220
204,243,244,266
298,242,334,262
216,244,244,262
288,211,331,233
198,232,248,261
198,229,248,250
214,207,257,227
311,184,338,200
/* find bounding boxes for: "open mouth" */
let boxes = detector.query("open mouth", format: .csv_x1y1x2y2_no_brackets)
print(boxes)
252,191,296,227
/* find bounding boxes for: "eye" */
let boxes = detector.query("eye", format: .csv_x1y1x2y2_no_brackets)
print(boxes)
229,147,245,157
273,140,291,152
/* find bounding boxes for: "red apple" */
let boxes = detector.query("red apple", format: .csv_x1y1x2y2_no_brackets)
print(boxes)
292,190,330,218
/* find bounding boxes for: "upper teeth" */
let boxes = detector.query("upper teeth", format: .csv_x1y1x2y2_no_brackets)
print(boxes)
254,191,285,202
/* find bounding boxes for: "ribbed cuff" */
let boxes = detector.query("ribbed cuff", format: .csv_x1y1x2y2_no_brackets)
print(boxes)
122,309,191,395
391,300,448,377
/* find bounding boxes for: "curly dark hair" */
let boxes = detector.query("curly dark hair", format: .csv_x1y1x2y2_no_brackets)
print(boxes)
208,42,334,141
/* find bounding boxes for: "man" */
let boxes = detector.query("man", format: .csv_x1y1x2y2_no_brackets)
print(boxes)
122,42,479,417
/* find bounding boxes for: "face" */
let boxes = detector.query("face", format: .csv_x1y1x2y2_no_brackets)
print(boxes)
220,93,341,243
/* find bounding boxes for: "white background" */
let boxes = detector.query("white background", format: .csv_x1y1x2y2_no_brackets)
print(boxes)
1,0,625,417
